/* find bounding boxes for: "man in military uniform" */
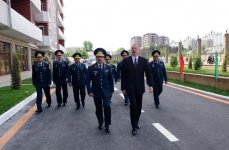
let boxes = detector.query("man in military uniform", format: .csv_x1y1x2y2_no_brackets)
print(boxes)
68,53,87,109
53,50,69,107
86,48,114,133
149,50,167,109
105,54,117,103
32,51,52,113
117,50,129,105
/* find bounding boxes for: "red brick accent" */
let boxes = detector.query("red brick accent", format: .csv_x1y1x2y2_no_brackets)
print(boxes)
59,40,65,47
41,0,48,11
11,0,31,21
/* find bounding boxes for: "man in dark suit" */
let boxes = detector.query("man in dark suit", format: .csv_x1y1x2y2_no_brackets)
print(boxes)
105,54,117,103
32,51,52,113
121,44,153,135
53,50,69,107
149,50,167,109
87,48,114,133
68,53,87,109
117,50,129,105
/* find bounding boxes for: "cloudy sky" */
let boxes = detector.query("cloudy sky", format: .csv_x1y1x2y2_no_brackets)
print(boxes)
64,0,229,51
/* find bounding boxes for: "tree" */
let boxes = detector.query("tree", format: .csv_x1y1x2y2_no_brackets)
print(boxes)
115,47,125,55
83,41,93,52
193,56,203,71
76,49,89,59
11,53,21,89
221,55,227,72
170,55,178,69
188,55,193,69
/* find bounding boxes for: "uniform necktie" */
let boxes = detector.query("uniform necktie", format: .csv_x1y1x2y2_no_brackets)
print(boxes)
134,57,137,68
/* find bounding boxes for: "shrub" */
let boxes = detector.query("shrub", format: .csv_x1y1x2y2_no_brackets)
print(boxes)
11,53,21,89
170,55,178,69
193,56,203,71
188,55,193,69
221,55,227,72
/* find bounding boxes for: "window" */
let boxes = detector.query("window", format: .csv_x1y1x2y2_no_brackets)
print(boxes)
16,45,29,72
38,26,44,35
0,41,11,76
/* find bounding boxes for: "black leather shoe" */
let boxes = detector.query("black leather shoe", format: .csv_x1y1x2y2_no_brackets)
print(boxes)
132,129,137,136
155,105,159,109
47,104,51,108
82,102,85,107
76,105,80,110
136,125,140,130
105,126,110,133
35,110,42,113
98,124,103,130
57,104,61,107
63,103,66,106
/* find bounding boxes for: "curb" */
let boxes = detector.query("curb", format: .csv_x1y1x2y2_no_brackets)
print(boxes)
167,82,229,100
0,92,36,126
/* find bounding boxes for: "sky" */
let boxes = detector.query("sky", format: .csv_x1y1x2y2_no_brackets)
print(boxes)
64,0,229,51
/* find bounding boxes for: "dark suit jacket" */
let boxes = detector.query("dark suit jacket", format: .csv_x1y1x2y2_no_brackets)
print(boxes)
121,56,152,94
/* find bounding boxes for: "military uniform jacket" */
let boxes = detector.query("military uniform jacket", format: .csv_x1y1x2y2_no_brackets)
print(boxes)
86,63,114,98
149,61,167,86
53,60,68,84
32,62,51,87
109,64,118,82
68,63,87,86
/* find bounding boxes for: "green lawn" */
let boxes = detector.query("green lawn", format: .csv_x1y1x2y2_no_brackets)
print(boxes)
165,64,229,77
168,79,229,97
0,78,35,115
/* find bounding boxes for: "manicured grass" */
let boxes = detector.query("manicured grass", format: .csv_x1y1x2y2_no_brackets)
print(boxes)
0,78,35,115
168,79,229,97
165,64,229,77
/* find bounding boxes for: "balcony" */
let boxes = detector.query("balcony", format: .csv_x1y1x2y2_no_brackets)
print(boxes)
30,0,41,13
37,35,51,47
58,28,65,40
56,0,64,14
35,11,49,23
57,13,64,27
59,44,66,53
0,0,42,42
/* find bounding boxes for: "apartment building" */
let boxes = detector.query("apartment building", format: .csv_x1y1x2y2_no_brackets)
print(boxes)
0,0,65,87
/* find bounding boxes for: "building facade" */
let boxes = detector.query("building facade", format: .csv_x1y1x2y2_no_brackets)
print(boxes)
158,36,169,47
0,0,65,87
141,33,169,48
130,36,142,48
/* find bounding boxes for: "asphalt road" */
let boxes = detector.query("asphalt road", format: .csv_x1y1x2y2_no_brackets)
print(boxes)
1,82,229,150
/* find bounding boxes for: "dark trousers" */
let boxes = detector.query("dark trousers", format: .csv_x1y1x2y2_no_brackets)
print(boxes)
73,84,86,106
36,86,51,111
124,95,129,104
153,84,163,106
94,94,111,127
127,88,143,129
56,83,68,104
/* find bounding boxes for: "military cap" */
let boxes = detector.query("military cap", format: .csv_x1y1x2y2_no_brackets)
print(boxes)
105,54,112,59
94,48,107,57
55,50,64,55
35,51,45,58
152,50,161,56
72,53,81,59
120,50,129,56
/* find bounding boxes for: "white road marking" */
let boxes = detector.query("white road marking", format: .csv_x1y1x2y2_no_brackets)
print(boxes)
153,123,179,142
141,109,145,113
120,93,124,99
114,87,118,91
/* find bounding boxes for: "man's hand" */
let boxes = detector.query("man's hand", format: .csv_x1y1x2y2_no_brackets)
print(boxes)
117,79,120,82
165,81,168,84
89,93,94,97
68,83,72,86
149,87,153,93
122,90,127,95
